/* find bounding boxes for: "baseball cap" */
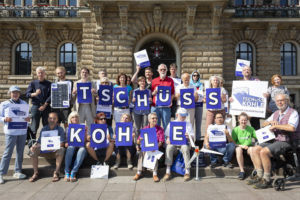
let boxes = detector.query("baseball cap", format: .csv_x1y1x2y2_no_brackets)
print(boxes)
176,107,188,117
9,85,21,92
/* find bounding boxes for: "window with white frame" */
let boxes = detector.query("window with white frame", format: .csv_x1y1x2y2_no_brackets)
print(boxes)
59,42,77,75
280,42,297,76
15,42,32,75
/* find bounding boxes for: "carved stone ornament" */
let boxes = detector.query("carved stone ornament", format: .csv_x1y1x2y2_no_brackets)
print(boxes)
186,5,197,36
119,4,128,37
153,6,162,32
93,5,103,38
211,5,223,35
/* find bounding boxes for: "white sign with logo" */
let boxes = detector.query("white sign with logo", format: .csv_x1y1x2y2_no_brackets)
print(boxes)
134,49,150,68
256,125,275,144
235,59,250,77
230,81,268,118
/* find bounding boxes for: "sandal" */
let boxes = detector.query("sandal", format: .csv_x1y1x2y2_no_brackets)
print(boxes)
70,173,77,182
64,172,70,182
29,173,39,182
52,172,60,182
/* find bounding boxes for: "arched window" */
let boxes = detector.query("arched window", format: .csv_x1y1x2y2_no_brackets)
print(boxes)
280,42,297,76
59,42,77,75
15,42,32,75
235,42,254,71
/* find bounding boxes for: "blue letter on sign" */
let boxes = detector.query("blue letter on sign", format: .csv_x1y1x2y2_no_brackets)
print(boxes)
98,85,113,105
206,88,221,109
140,128,158,152
90,124,107,149
180,88,195,109
114,87,129,107
77,82,92,103
170,121,187,145
67,124,85,147
115,122,133,147
156,86,171,107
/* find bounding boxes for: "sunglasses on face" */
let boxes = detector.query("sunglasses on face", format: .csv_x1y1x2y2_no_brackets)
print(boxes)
193,74,199,77
97,118,106,121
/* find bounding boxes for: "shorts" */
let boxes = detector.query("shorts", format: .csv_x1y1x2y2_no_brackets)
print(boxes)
259,140,291,157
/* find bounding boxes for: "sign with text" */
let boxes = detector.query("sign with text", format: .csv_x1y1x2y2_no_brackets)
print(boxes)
256,125,275,144
98,85,113,105
206,88,221,110
140,128,158,152
235,59,250,77
77,82,92,103
169,121,187,145
51,82,70,108
114,87,129,107
115,122,133,147
67,124,85,147
135,90,150,111
208,124,226,148
180,88,195,109
156,86,171,107
90,124,108,149
134,49,150,68
230,81,268,118
6,104,29,130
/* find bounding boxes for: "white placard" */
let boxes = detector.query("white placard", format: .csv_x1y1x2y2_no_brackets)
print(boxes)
235,59,250,77
90,165,109,179
41,136,60,151
230,81,268,118
256,125,275,144
172,78,181,88
6,104,29,122
134,49,150,68
143,150,164,170
208,124,226,148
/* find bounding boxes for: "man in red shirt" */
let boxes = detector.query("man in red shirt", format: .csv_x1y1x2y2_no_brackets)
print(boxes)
151,64,175,129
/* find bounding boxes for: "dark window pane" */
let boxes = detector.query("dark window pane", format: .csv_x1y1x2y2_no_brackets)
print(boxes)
59,43,77,75
280,42,297,76
15,42,32,75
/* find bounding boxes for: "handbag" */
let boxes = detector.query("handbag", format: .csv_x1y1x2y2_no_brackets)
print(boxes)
90,165,109,179
171,151,185,175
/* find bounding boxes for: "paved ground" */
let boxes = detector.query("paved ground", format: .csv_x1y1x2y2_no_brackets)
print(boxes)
0,176,300,200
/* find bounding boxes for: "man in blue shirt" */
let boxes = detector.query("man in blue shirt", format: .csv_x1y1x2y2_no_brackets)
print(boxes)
26,66,51,139
29,112,65,182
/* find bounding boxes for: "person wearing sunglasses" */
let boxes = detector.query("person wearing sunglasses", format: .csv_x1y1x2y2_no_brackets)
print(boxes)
86,112,114,166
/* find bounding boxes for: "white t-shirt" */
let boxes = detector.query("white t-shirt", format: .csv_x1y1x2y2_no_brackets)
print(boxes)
267,107,299,128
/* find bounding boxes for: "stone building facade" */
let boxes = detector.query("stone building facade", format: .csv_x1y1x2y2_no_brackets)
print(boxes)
0,0,300,109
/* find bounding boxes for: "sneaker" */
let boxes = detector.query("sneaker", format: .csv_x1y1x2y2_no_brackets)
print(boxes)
253,178,271,189
223,162,234,168
153,175,160,182
0,175,4,184
127,160,133,169
13,172,26,179
113,159,120,169
210,162,218,169
183,174,190,182
246,176,261,185
238,172,246,180
162,173,171,182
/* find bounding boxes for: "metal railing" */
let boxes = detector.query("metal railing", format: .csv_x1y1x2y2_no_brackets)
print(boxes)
0,6,86,18
233,6,300,18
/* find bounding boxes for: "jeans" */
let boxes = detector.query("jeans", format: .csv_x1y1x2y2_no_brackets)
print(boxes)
133,112,148,136
151,106,171,130
210,142,235,164
0,134,27,175
31,104,51,138
195,106,203,141
64,146,87,174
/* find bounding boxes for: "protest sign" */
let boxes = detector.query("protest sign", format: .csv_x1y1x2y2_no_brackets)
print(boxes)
77,82,92,103
206,88,221,109
135,90,150,111
143,150,164,170
51,82,71,108
169,121,187,145
235,59,250,77
256,125,275,144
180,88,195,109
98,85,113,105
156,86,171,107
115,122,133,147
230,81,268,118
40,130,60,151
140,128,158,152
67,124,85,147
208,124,226,148
90,124,108,149
114,87,129,107
134,49,150,68
6,104,29,130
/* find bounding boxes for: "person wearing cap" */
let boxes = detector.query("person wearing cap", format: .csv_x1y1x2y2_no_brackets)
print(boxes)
162,108,194,182
26,66,52,139
0,86,30,184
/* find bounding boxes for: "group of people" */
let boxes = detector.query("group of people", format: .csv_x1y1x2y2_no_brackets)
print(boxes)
0,62,298,190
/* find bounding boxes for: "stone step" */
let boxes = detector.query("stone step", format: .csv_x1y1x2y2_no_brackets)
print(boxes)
4,164,254,178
